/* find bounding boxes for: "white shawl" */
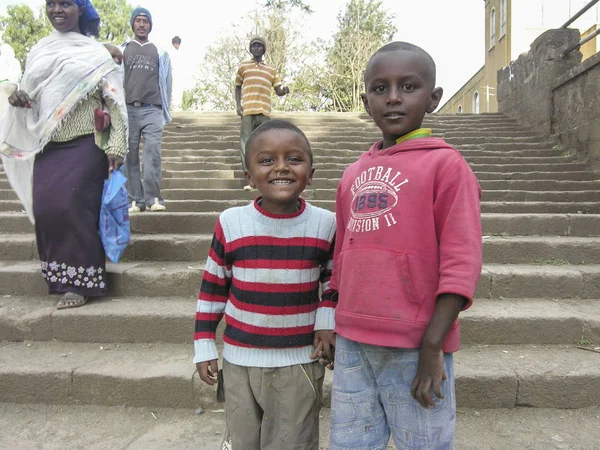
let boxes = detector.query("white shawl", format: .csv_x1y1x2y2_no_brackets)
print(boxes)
0,31,127,223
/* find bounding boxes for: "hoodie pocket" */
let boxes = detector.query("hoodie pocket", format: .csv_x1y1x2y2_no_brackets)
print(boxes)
338,247,419,321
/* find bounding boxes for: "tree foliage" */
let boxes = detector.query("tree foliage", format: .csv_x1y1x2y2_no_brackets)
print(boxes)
0,5,51,68
184,0,397,112
264,0,313,14
322,0,397,112
94,0,134,44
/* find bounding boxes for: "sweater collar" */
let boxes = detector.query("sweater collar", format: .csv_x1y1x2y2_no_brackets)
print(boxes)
253,197,306,219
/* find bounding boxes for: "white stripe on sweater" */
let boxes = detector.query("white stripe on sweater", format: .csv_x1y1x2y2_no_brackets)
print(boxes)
225,302,317,328
232,267,320,284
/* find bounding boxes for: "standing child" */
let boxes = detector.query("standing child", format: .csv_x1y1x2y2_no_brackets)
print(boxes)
194,119,336,450
329,42,482,449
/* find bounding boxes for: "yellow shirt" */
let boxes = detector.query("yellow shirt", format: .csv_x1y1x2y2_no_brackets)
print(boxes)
235,59,282,117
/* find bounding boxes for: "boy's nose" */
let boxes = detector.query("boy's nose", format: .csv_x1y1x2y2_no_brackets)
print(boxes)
387,87,402,104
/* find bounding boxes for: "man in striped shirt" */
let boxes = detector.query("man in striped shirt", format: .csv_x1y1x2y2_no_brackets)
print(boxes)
235,36,289,190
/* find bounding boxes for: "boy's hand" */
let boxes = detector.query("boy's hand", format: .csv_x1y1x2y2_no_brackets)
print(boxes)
282,86,290,95
411,345,447,409
196,360,219,386
312,330,335,369
236,105,243,116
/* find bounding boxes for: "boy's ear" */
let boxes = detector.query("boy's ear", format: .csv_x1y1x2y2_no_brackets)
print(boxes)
427,87,444,114
245,170,256,188
361,93,372,116
307,167,316,185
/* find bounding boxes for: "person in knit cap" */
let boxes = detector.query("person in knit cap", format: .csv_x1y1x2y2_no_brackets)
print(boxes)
121,7,172,213
235,36,289,190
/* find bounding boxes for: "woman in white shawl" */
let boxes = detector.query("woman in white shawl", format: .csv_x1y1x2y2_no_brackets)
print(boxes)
0,0,128,309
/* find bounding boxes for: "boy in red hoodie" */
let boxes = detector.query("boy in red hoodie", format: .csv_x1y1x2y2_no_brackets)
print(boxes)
328,42,482,449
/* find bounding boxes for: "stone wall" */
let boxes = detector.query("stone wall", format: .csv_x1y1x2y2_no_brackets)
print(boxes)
497,29,582,136
553,50,600,170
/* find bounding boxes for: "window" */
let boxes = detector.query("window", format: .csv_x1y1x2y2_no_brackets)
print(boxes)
490,7,496,49
457,105,463,113
473,92,480,114
500,0,507,37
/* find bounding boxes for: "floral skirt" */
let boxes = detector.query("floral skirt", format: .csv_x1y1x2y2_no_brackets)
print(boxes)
33,135,108,297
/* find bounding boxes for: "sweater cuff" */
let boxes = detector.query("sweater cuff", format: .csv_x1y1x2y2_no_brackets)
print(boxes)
193,339,219,364
314,307,335,331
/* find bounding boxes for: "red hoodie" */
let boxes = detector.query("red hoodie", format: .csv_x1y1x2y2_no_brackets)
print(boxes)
330,137,482,353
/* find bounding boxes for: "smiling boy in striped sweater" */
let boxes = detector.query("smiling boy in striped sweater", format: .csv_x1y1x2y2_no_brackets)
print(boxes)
194,119,336,450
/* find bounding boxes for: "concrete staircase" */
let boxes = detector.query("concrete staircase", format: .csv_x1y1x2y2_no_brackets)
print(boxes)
1,112,600,410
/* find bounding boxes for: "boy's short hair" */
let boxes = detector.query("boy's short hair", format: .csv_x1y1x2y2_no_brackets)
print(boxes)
172,36,182,44
245,119,313,169
365,41,437,87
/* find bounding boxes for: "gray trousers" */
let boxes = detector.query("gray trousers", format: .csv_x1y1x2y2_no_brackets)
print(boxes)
240,114,270,172
222,360,324,450
125,105,165,207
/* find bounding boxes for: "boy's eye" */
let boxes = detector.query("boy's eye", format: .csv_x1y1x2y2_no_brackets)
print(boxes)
403,84,416,92
288,156,302,162
374,86,386,93
259,157,274,164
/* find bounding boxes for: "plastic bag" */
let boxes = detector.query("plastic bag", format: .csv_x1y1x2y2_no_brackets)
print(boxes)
99,169,130,263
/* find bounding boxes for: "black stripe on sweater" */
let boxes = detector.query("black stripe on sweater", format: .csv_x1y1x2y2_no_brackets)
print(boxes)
231,283,319,307
224,326,314,348
228,245,329,262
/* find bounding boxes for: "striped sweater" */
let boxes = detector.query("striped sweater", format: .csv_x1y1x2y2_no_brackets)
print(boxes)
193,198,337,368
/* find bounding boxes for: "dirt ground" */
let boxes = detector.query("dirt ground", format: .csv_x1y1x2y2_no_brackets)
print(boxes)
1,403,599,449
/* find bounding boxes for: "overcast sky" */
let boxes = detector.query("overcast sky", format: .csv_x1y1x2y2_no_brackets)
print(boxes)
0,0,485,101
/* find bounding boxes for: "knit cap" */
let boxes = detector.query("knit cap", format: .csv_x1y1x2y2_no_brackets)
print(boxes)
130,7,153,31
249,36,267,52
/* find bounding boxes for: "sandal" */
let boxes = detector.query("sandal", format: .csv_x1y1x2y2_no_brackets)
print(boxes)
56,292,88,310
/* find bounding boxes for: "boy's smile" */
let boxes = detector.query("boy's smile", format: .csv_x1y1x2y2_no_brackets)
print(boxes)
245,129,314,215
362,50,443,149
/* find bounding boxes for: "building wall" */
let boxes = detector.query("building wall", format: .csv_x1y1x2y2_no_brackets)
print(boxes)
439,68,485,113
440,0,599,114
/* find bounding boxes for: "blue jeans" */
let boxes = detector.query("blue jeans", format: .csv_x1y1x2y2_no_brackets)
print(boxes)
329,336,456,450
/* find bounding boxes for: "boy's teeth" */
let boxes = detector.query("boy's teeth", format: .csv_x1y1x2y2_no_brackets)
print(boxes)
272,180,292,185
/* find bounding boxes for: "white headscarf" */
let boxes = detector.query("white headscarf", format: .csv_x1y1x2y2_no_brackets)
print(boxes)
0,31,128,223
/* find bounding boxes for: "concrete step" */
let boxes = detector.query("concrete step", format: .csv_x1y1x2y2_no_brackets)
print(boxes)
1,296,598,347
153,188,600,203
159,132,554,144
4,234,600,264
153,146,567,159
128,200,600,214
2,261,600,299
0,341,598,409
0,403,598,450
156,178,600,192
2,212,599,237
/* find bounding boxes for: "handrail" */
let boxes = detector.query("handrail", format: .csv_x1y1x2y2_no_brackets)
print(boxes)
561,0,599,28
562,26,600,56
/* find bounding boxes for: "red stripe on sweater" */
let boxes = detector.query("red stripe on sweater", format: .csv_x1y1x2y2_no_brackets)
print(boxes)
229,236,331,252
229,295,318,315
226,315,314,336
232,279,318,293
202,271,228,286
198,292,228,303
234,259,320,269
195,312,222,321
